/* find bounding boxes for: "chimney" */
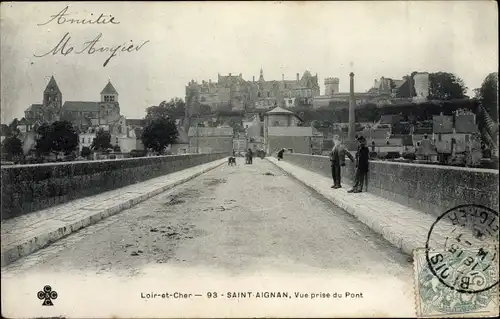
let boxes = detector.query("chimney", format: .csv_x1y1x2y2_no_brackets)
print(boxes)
282,74,284,81
229,73,231,77
253,76,255,82
348,72,356,146
296,73,299,82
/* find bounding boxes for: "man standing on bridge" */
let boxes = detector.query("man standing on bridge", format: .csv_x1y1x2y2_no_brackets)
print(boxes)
330,135,354,189
348,136,370,193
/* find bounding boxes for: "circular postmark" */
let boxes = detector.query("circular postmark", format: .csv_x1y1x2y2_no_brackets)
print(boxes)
425,204,499,294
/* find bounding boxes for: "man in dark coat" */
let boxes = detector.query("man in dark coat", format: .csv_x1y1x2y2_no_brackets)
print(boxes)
247,148,253,164
277,148,285,161
330,136,354,189
348,136,370,193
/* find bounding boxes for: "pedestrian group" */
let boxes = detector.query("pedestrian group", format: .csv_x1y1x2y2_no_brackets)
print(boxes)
329,135,370,193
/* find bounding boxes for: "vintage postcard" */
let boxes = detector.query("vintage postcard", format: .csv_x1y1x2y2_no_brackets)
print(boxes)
1,1,498,318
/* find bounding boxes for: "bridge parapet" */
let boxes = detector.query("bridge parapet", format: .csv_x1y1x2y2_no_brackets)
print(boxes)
281,153,499,218
1,153,229,220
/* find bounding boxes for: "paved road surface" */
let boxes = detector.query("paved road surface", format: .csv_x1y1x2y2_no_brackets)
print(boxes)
2,157,416,317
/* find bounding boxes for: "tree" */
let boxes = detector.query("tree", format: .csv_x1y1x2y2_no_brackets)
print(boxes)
141,118,179,154
2,135,23,160
34,121,79,159
428,72,467,100
474,72,498,122
50,121,79,156
91,128,113,151
145,98,186,121
34,123,53,156
81,146,92,158
8,118,21,136
113,144,121,152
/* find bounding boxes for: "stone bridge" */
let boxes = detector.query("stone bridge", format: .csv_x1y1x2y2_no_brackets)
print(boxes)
1,152,498,317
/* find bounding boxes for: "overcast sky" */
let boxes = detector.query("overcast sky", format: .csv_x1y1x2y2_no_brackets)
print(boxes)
1,1,497,123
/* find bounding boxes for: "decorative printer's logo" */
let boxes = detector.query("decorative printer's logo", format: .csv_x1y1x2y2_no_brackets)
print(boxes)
37,285,58,306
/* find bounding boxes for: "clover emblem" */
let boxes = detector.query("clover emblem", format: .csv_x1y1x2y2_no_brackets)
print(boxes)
37,285,57,306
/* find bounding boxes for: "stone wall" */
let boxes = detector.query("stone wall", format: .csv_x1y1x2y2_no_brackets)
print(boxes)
281,153,499,217
1,153,228,220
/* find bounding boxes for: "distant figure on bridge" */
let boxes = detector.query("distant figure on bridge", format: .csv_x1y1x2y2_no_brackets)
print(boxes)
330,136,354,189
246,148,253,164
277,148,285,161
348,136,370,193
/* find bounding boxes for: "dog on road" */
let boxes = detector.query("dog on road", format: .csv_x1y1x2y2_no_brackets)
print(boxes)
228,156,236,166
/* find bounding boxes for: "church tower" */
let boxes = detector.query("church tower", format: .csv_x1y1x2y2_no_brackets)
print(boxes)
100,80,119,102
98,80,120,127
43,76,62,122
43,76,62,109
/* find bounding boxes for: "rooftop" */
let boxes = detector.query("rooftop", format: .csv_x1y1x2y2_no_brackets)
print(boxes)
44,76,61,94
266,106,295,115
63,101,100,112
101,81,118,95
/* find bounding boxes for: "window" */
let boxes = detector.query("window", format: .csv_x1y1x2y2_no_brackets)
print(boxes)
82,137,85,143
289,99,293,104
88,137,92,143
110,96,115,102
258,92,261,98
438,134,442,141
267,92,270,97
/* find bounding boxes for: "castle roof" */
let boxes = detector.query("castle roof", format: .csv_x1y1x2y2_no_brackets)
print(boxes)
44,76,61,94
101,81,118,95
63,101,100,112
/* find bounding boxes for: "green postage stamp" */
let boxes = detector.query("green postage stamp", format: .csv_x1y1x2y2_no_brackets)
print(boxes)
414,204,499,317
414,248,499,317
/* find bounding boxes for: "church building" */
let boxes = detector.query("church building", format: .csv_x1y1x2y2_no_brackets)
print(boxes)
22,76,127,137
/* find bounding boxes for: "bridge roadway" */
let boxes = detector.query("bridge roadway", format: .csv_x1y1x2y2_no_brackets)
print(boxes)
2,157,416,317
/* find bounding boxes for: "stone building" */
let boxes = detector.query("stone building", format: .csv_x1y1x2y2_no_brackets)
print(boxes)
188,126,234,154
313,75,407,109
19,76,147,154
22,77,127,136
263,106,313,155
185,69,320,113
